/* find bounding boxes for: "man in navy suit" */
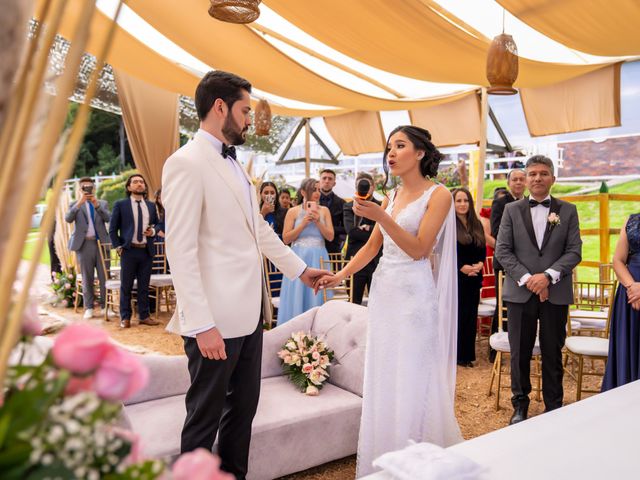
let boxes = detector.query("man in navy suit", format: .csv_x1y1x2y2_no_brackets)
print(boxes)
109,173,160,328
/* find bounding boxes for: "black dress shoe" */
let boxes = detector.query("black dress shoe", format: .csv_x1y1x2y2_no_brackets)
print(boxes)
509,404,529,425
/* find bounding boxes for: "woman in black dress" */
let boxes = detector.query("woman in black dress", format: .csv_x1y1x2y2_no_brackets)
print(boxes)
452,188,486,367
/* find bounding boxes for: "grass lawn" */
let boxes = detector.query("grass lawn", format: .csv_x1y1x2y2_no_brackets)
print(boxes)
22,230,50,265
482,179,582,199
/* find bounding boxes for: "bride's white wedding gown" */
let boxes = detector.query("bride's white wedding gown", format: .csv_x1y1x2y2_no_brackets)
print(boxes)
356,185,462,477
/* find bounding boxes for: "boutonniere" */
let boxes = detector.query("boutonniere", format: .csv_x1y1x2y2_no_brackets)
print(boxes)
548,213,561,226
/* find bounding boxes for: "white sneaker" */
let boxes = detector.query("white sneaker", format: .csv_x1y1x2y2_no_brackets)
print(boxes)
83,308,94,319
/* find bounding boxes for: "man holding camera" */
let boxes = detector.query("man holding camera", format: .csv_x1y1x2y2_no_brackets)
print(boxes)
343,173,382,304
109,173,159,328
65,177,111,319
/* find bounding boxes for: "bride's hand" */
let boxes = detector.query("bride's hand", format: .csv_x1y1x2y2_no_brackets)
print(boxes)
353,197,385,223
314,272,344,293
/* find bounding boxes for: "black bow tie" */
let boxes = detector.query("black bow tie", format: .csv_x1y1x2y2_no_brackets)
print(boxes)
529,198,550,208
221,144,236,160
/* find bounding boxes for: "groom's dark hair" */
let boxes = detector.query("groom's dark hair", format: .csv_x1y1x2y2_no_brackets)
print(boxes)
195,70,252,121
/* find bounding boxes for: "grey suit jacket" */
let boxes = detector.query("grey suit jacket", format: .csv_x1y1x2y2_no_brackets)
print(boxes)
65,199,110,251
495,196,582,305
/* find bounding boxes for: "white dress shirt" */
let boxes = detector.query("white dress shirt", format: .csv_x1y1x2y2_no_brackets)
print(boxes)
84,203,96,238
130,196,150,245
518,195,561,286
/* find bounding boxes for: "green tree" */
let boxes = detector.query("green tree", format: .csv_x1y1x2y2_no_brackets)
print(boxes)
242,115,297,155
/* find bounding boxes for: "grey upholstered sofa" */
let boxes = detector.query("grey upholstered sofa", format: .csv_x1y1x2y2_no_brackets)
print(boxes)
123,301,368,480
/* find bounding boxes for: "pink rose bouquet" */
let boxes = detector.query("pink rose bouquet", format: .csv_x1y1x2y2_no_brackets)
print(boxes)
277,332,334,395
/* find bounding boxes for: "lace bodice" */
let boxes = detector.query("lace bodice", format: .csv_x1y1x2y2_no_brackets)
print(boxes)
379,185,439,265
628,213,640,257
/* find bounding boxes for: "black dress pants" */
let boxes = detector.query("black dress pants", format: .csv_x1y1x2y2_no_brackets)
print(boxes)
119,247,152,320
181,319,263,480
506,296,568,411
351,260,377,305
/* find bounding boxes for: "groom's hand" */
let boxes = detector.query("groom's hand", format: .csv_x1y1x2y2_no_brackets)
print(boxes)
299,267,333,288
196,327,227,360
526,273,549,295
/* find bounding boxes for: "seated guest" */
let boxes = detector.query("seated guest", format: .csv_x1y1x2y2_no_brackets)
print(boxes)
602,213,640,391
279,189,292,210
259,181,286,237
278,178,334,325
342,172,382,305
109,173,159,328
453,188,486,367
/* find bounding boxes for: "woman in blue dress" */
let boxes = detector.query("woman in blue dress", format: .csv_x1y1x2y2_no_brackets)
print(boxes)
278,178,334,325
602,213,640,391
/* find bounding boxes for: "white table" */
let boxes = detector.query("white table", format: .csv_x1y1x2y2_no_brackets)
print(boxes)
364,380,639,479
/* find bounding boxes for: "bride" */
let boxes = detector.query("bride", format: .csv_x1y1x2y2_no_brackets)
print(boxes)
316,125,462,477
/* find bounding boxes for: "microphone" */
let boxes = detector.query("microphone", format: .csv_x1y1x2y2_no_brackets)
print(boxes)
355,179,370,199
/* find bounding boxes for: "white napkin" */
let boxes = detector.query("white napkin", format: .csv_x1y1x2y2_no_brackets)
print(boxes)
373,442,485,480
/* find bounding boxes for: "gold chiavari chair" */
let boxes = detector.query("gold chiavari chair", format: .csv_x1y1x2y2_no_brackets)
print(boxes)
263,257,282,328
569,280,616,338
487,272,542,410
149,241,174,321
97,240,121,321
319,256,353,303
564,281,617,401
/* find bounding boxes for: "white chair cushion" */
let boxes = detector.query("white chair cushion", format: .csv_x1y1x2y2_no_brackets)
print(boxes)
570,309,607,330
477,303,495,317
271,296,280,309
150,274,173,287
480,297,496,307
105,279,121,289
565,336,609,357
489,332,541,355
570,320,582,331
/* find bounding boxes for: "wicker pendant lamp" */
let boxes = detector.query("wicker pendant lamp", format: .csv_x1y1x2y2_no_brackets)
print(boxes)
254,99,271,136
208,0,261,24
486,11,518,95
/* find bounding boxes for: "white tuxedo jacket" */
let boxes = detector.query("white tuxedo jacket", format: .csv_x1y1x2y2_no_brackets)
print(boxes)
162,131,305,338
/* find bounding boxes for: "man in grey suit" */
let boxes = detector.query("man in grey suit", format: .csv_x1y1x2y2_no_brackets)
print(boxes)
495,155,582,425
65,177,111,319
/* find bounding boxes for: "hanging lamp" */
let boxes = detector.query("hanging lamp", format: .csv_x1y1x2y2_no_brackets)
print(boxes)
254,99,272,136
208,0,261,24
486,10,518,95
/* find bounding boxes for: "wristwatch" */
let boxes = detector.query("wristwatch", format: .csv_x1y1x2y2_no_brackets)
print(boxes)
543,272,553,283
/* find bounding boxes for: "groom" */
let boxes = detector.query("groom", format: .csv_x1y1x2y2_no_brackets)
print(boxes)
495,155,581,425
162,70,328,479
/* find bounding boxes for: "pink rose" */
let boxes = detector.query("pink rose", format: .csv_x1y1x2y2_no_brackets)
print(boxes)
311,351,320,360
302,363,313,374
305,385,319,396
21,303,42,337
52,324,113,374
61,299,68,307
65,375,95,396
172,449,234,480
94,348,148,402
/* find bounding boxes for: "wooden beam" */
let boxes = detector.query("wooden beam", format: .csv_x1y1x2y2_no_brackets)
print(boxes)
476,87,488,211
304,117,310,177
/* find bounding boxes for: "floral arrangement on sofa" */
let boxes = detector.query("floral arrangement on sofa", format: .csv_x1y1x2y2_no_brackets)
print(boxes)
0,303,232,480
277,332,334,396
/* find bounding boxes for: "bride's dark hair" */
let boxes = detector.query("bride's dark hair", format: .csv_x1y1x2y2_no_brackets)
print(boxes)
382,125,443,192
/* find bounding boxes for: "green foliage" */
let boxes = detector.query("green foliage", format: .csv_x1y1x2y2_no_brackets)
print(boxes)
96,169,138,210
242,115,297,155
482,179,582,200
51,269,79,308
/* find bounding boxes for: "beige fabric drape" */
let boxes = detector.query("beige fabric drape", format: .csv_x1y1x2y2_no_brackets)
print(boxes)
409,92,481,147
324,111,386,156
520,64,621,137
114,70,179,193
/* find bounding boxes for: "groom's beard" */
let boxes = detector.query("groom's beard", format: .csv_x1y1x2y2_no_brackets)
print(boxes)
222,113,248,146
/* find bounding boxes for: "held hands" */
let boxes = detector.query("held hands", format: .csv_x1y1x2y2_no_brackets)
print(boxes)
196,327,227,360
353,197,385,223
313,271,345,294
299,267,333,289
526,273,550,295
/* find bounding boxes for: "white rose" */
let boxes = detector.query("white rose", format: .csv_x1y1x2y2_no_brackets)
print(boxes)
305,385,319,396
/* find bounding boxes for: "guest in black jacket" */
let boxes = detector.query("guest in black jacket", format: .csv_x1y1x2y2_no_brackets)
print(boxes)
259,181,287,238
319,169,346,255
109,173,159,329
343,173,382,304
453,188,486,367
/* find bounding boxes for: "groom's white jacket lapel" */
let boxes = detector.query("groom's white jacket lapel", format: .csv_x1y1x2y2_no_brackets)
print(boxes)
162,130,305,338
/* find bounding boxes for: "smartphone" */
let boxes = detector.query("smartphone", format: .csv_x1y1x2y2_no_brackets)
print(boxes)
265,193,275,205
306,201,318,213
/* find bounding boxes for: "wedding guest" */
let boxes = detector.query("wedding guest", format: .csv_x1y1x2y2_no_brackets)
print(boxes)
278,178,334,325
109,173,159,329
319,169,345,255
259,181,286,237
154,188,165,240
65,177,110,319
453,188,486,367
343,172,382,304
279,189,292,210
488,169,526,361
495,155,581,425
602,213,640,391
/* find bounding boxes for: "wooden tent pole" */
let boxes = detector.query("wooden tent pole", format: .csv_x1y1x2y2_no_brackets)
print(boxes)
476,87,488,212
304,117,310,177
